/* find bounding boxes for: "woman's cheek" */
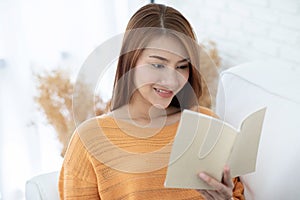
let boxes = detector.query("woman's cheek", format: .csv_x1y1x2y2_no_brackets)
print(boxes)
134,67,159,88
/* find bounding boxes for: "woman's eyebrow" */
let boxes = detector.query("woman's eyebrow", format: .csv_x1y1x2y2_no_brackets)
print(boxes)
149,55,190,63
178,58,190,63
149,55,169,62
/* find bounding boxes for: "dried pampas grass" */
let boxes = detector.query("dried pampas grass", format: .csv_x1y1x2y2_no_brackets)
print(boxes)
35,70,106,157
199,40,221,109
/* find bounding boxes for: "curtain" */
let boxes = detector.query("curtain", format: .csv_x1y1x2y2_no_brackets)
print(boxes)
0,0,149,199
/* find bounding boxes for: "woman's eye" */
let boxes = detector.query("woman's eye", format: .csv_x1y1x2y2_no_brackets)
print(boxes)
177,65,189,69
151,64,165,69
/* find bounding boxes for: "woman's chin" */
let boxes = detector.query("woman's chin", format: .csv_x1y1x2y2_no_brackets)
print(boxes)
152,103,170,110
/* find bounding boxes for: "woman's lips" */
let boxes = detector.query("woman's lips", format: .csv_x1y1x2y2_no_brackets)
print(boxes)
154,87,174,98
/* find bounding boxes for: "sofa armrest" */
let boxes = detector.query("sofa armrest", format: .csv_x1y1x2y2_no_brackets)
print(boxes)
25,171,59,200
215,60,300,200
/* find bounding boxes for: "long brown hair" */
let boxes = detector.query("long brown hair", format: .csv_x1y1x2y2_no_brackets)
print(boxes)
110,4,202,111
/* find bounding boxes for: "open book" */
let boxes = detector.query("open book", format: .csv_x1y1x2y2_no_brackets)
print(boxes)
164,107,266,190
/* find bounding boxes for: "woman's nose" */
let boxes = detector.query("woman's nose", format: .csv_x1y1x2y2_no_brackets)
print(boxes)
159,68,182,89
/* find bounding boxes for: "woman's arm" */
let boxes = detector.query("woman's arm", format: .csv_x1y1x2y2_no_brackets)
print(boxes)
59,132,101,200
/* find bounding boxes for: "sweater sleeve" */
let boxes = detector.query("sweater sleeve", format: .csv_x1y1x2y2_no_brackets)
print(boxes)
232,177,245,200
59,132,101,200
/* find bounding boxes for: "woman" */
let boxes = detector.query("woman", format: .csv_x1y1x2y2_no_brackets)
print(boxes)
59,4,244,199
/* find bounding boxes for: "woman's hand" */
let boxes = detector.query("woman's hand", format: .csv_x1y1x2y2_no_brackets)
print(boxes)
197,165,234,200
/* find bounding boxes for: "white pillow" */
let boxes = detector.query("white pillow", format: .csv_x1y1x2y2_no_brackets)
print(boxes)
215,60,300,200
25,171,59,200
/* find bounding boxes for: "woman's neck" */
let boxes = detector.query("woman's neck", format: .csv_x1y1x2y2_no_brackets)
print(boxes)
111,94,181,127
129,92,179,122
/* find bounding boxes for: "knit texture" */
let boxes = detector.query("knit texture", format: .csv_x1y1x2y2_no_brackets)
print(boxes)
59,107,244,199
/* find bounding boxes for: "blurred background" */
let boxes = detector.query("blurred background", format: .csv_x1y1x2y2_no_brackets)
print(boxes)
0,0,299,199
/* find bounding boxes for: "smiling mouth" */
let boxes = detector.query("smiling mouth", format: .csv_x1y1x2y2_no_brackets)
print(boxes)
154,87,174,98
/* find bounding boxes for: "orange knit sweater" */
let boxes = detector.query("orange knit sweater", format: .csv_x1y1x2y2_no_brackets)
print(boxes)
59,107,244,199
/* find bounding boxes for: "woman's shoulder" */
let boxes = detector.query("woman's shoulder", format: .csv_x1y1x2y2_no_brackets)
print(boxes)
74,114,116,133
68,115,114,144
190,106,219,118
65,115,115,159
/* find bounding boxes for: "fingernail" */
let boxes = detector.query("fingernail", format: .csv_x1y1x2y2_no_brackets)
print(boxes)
199,173,207,180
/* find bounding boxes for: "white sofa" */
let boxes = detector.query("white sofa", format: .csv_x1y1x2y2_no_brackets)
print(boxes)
25,171,60,200
25,60,300,199
215,60,300,199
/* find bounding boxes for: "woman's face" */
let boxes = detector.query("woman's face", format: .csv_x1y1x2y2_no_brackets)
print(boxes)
132,35,190,109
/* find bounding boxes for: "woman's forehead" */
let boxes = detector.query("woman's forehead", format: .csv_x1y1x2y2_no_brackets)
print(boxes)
144,36,188,59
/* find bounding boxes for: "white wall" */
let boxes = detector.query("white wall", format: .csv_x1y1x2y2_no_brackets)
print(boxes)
158,0,300,69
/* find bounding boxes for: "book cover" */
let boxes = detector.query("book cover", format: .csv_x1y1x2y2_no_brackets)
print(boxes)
164,107,266,190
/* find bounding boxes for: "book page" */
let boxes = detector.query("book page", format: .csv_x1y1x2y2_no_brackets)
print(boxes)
164,110,237,190
228,108,266,176
164,108,266,190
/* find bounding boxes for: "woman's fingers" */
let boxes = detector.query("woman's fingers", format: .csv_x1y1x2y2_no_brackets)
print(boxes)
198,166,234,199
198,173,224,191
199,166,234,190
222,165,234,189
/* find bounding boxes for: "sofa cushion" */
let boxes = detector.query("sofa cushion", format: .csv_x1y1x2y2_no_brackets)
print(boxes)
25,171,59,200
215,60,300,200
